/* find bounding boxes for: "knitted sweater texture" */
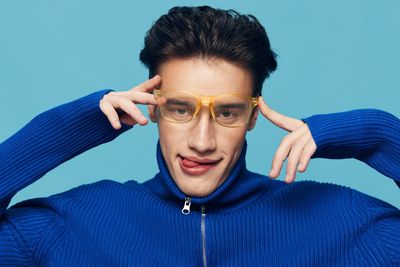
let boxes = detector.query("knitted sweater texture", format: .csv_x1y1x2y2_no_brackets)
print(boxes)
0,90,399,266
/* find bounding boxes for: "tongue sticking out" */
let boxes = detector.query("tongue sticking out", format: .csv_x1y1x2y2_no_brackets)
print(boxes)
182,158,202,168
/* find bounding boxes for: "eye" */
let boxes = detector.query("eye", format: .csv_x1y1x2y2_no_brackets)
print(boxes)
163,101,195,120
215,108,239,120
220,109,234,118
166,105,190,113
173,107,189,115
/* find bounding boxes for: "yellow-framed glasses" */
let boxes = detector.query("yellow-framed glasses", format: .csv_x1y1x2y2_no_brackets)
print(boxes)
153,89,258,128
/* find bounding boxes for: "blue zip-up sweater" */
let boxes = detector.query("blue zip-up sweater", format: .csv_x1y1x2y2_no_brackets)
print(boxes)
0,90,399,266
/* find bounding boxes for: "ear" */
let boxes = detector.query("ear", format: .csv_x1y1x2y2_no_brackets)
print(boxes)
247,107,258,131
148,105,157,123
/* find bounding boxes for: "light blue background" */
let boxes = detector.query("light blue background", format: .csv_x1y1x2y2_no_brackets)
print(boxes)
1,1,399,208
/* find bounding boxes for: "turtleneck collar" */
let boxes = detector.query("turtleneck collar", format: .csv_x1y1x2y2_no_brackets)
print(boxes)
142,139,272,209
157,140,248,205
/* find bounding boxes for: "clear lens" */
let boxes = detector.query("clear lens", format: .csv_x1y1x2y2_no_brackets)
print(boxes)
213,95,251,126
158,91,197,122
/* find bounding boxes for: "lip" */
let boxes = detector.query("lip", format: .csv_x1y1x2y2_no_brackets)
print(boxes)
181,156,221,164
178,155,221,176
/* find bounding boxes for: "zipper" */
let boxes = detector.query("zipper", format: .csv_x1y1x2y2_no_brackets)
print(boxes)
181,197,208,267
182,197,192,215
201,205,207,267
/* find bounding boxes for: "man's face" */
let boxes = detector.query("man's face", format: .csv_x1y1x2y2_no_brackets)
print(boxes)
149,57,258,197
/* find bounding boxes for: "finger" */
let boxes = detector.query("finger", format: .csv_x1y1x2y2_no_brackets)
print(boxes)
130,75,162,93
269,128,308,178
120,114,138,126
258,96,304,132
285,133,311,183
100,99,121,130
116,98,148,126
269,139,290,179
124,91,159,105
298,138,317,173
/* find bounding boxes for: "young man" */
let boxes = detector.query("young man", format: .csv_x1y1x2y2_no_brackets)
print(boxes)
1,6,399,266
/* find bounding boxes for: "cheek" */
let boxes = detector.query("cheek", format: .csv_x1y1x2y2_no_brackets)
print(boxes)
218,127,247,152
222,126,247,141
157,121,187,151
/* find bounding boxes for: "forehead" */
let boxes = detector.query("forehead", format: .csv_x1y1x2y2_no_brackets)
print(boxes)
157,57,253,96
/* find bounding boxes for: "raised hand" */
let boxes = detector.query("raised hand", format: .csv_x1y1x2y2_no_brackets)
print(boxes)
100,75,162,130
258,96,317,183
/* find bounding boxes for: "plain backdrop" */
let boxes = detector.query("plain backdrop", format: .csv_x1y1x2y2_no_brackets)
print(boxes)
1,0,399,208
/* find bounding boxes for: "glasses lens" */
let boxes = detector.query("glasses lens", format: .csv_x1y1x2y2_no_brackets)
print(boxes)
158,91,197,122
213,95,251,126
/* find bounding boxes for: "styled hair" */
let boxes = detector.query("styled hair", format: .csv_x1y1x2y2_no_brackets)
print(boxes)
139,6,277,96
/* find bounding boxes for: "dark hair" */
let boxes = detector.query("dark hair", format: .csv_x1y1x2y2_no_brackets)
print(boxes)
139,6,277,96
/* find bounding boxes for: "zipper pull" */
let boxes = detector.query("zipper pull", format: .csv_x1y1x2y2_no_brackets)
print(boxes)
182,197,192,215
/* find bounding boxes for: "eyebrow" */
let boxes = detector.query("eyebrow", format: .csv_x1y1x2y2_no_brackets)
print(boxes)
166,99,195,106
215,103,246,109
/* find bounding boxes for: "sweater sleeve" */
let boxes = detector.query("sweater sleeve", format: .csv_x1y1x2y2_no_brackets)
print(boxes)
351,189,400,265
301,109,400,188
0,89,132,263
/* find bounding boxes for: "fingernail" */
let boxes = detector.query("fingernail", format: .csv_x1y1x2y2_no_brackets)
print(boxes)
285,173,290,181
297,163,302,171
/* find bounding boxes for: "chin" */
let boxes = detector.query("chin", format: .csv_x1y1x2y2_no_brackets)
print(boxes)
178,180,218,197
182,188,214,198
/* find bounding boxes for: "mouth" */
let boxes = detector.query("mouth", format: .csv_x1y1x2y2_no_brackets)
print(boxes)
178,155,222,176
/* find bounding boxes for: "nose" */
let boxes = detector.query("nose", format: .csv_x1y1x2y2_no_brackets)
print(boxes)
187,107,217,154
